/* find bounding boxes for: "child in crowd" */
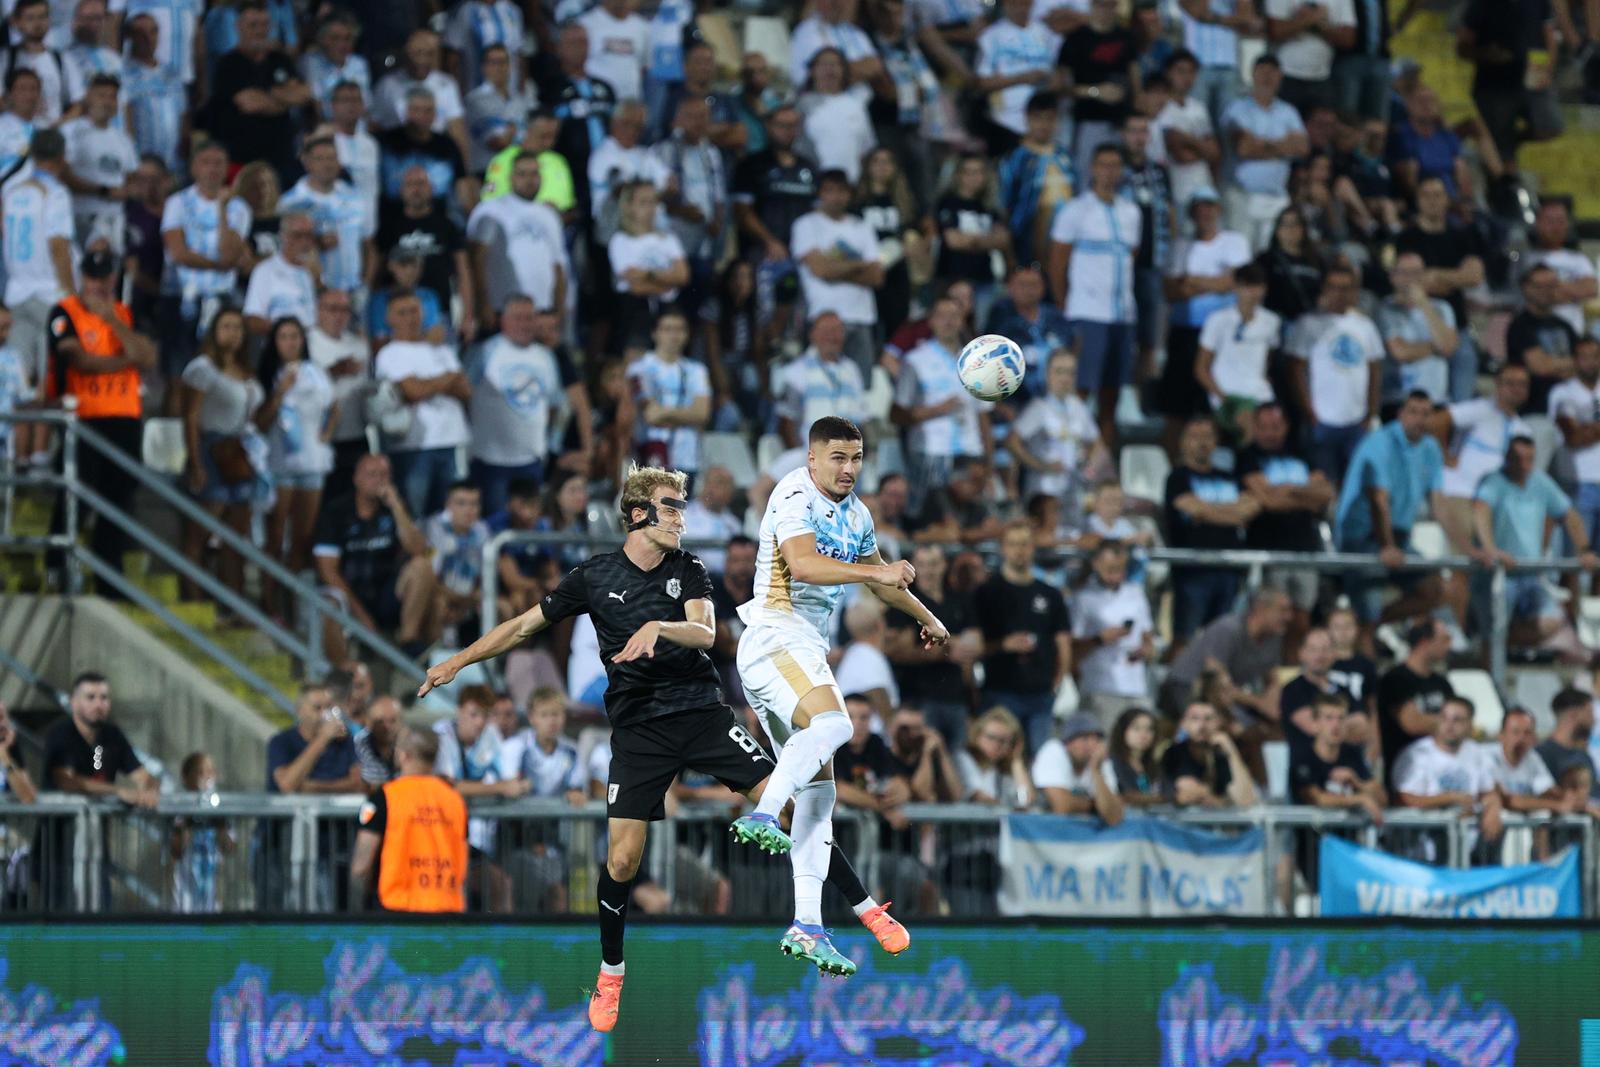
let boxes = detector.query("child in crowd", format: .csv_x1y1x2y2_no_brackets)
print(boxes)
170,751,234,913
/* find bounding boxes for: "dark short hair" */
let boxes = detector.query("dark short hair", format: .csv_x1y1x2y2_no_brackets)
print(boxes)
1522,263,1557,285
1235,262,1266,287
1025,89,1059,114
843,692,873,706
506,477,540,502
1552,687,1591,717
1092,142,1126,164
331,79,363,97
654,305,689,327
1253,52,1281,69
809,415,863,447
1442,695,1475,718
1404,618,1441,648
11,0,47,15
1403,389,1434,406
1165,48,1199,71
71,671,108,692
817,168,851,189
446,479,480,498
727,534,756,553
87,73,120,92
4,67,39,93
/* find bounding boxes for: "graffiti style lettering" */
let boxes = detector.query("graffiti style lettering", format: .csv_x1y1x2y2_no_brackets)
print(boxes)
699,958,1084,1067
1160,943,1518,1067
0,961,124,1067
208,940,602,1067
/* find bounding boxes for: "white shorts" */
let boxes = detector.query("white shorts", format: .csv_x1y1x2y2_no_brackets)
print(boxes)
736,624,837,750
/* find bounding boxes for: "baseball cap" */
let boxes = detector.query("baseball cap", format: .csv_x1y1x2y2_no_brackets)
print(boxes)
1187,186,1222,210
80,248,116,278
1058,713,1105,743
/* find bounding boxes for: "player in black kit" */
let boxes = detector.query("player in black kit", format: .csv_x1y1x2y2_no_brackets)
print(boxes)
419,466,895,1033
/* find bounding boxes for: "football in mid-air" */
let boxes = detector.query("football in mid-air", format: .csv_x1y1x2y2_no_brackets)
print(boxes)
957,334,1026,401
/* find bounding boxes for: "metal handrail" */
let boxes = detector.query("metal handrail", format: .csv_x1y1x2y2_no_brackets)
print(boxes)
0,409,425,697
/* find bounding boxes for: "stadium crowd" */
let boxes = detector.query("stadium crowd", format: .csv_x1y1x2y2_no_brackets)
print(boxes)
4,0,1600,915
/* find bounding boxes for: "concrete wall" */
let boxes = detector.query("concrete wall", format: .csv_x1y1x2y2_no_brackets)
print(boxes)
0,595,274,787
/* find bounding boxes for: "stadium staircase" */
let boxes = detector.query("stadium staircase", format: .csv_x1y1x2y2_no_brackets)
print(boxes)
1391,6,1600,219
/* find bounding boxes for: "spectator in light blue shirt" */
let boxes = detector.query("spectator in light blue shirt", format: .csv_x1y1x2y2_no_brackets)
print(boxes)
1471,436,1599,662
1333,391,1445,623
1220,55,1308,251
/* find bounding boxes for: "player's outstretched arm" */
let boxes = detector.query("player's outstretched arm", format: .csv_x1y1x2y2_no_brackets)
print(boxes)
613,599,717,663
779,534,915,590
858,550,950,649
418,604,552,696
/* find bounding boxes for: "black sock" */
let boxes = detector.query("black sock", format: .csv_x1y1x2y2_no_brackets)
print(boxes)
597,870,632,965
825,841,868,909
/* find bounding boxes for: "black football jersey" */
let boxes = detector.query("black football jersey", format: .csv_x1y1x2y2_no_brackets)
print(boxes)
540,549,723,727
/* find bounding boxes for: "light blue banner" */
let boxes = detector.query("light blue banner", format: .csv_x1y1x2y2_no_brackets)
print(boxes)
1319,835,1581,918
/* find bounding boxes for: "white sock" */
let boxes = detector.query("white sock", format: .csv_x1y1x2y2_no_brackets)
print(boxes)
789,780,835,927
600,961,625,977
754,712,853,820
852,896,880,918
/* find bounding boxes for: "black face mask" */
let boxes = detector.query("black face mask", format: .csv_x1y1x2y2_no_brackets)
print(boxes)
626,497,689,532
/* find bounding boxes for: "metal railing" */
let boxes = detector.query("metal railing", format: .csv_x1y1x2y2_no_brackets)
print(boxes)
3,795,1593,918
480,530,1582,688
0,409,425,711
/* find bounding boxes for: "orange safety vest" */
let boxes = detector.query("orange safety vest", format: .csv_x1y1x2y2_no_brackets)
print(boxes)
374,774,468,913
52,295,139,419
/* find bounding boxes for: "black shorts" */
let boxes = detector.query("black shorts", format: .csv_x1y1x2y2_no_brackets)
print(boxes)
607,704,773,821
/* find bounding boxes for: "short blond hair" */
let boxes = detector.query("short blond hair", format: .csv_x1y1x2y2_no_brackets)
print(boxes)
620,464,689,523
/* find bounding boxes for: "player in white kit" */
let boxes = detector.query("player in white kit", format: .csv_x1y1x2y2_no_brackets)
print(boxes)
730,415,949,975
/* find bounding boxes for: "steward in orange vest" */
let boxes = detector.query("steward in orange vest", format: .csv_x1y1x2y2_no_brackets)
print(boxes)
350,726,468,913
45,249,158,584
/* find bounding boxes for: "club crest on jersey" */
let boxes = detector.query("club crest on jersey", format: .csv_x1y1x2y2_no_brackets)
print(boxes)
666,578,681,599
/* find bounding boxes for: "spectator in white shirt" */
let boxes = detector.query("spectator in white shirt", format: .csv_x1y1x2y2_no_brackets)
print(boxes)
63,0,120,91
281,134,375,300
307,287,370,492
1524,200,1597,338
797,47,876,185
1008,347,1106,504
442,0,526,96
1151,49,1221,215
1549,336,1600,555
892,294,992,515
1377,251,1459,409
1220,55,1307,251
681,465,741,572
627,306,711,478
578,0,649,101
608,179,688,360
1070,542,1155,727
1473,707,1571,816
792,168,884,375
329,80,381,224
775,312,869,448
242,210,319,338
1288,263,1382,483
467,151,570,326
373,293,472,517
835,596,900,726
1393,696,1504,858
789,0,881,86
60,74,136,253
1195,261,1280,444
422,480,490,644
463,45,535,174
586,99,671,224
1031,713,1125,823
3,0,79,125
956,706,1036,809
1047,143,1142,446
300,12,370,120
373,30,470,165
974,0,1060,155
1262,0,1355,115
465,296,563,516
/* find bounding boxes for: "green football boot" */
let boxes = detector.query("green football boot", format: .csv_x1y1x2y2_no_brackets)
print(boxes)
779,924,857,977
729,812,792,855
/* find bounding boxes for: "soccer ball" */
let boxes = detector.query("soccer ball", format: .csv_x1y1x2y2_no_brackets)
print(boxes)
957,334,1026,402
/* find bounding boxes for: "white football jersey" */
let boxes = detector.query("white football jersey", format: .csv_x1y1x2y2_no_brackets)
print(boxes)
739,466,878,642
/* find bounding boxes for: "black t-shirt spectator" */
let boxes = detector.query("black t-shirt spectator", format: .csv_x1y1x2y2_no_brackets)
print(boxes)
1161,739,1231,800
1535,738,1597,795
533,65,616,208
376,201,463,308
834,734,914,849
730,148,818,257
378,127,466,205
1504,308,1577,415
1059,24,1137,124
886,588,977,707
1164,465,1247,551
42,717,140,788
264,726,357,792
1289,742,1372,801
1376,664,1454,792
1394,223,1483,325
934,195,998,283
1462,0,1543,91
1236,443,1321,552
1278,675,1343,751
1330,653,1379,712
207,48,301,175
1257,248,1323,323
312,495,406,612
973,574,1070,695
